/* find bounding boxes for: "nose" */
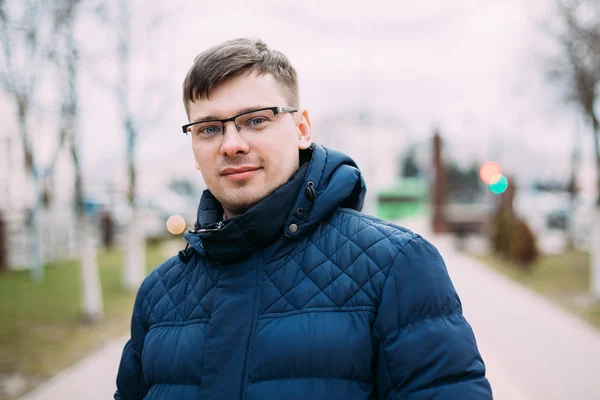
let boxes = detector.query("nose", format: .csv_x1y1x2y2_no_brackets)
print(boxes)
219,121,250,157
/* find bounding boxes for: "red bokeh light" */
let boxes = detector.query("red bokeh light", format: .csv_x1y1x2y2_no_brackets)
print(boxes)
480,162,502,184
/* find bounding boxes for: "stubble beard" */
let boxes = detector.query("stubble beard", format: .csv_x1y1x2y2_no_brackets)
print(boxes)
218,174,277,216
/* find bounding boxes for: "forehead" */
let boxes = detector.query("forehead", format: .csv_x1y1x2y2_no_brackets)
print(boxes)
187,72,287,121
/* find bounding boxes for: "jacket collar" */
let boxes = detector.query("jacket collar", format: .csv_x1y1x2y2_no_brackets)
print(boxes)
183,149,312,264
183,143,365,264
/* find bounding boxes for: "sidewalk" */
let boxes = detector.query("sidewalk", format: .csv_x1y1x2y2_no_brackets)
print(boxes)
20,338,127,400
400,217,600,400
21,218,600,399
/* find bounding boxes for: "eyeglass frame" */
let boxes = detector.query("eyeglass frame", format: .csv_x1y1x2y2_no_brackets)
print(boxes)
181,106,298,135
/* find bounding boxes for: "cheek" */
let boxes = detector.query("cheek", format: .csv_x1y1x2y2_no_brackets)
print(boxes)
262,138,299,174
193,148,214,174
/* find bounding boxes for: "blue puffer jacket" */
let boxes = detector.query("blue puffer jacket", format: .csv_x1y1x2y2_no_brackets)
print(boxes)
115,144,492,400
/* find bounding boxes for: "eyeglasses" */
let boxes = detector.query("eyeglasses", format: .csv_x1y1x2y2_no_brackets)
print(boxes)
182,106,297,144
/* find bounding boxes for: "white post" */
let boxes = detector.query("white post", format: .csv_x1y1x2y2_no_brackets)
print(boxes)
79,214,103,321
591,207,600,300
123,207,145,291
4,137,11,211
29,178,44,282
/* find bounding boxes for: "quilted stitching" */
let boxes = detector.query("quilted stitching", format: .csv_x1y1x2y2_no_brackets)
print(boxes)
261,211,408,315
262,212,353,284
143,258,216,324
140,211,412,323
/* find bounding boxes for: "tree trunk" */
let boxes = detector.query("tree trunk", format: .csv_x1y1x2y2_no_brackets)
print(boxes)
70,136,103,319
122,117,145,291
123,207,145,291
63,10,104,319
117,0,145,290
27,202,44,282
77,214,103,321
591,115,600,300
17,100,44,281
0,211,6,272
566,124,582,250
591,206,600,300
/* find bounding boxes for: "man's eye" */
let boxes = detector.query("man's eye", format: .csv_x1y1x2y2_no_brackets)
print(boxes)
200,125,221,135
248,118,266,126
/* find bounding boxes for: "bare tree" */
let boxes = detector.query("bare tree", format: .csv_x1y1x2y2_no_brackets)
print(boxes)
116,0,144,291
0,0,56,281
548,0,600,298
1,0,103,316
114,0,173,291
84,0,174,291
53,0,103,320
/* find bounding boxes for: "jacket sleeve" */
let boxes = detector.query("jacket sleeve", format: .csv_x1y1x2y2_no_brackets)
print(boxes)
115,285,151,400
372,235,493,399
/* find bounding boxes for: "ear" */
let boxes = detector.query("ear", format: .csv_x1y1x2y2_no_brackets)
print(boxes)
296,109,312,150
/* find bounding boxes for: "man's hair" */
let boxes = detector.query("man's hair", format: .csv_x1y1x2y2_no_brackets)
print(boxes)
182,38,299,116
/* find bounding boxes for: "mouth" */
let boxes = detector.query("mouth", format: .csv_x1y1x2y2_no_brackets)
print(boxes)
220,166,261,181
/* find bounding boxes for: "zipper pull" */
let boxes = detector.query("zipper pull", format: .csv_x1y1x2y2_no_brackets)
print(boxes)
194,221,225,233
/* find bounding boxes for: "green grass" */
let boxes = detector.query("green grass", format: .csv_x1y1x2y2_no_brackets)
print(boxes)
476,250,600,328
0,240,182,398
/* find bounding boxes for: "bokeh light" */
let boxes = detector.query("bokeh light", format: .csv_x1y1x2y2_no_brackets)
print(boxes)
479,162,502,184
489,173,503,185
489,175,509,194
166,215,186,235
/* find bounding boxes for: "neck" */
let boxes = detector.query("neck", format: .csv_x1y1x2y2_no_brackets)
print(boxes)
223,206,248,220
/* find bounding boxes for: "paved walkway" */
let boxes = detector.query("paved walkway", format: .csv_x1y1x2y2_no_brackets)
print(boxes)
400,218,600,400
20,337,127,400
21,218,600,399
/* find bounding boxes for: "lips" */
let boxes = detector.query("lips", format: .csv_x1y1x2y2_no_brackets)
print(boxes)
220,166,261,181
220,166,260,176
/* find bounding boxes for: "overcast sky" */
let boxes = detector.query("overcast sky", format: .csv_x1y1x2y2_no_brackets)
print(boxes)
0,0,597,205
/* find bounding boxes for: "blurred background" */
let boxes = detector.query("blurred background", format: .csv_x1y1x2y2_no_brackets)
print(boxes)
0,0,599,399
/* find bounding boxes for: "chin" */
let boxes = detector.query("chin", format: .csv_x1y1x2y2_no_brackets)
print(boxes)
222,188,270,211
215,177,282,209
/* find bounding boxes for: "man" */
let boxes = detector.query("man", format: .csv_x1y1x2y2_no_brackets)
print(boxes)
115,38,492,400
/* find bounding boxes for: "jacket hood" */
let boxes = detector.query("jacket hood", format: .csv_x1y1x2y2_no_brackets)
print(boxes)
183,143,366,264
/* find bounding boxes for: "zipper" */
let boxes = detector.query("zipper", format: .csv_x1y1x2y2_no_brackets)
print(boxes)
188,221,225,234
240,252,263,399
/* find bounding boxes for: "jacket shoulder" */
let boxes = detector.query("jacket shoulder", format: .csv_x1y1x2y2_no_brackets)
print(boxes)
136,253,216,325
298,209,422,292
324,210,450,291
138,254,182,298
325,208,420,253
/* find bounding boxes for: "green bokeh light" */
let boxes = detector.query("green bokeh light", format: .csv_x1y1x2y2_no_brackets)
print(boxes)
489,175,508,194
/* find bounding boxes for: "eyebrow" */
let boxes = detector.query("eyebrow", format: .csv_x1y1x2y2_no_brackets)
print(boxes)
192,105,271,123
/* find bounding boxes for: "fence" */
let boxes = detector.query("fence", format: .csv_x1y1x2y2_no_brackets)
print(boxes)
3,207,129,270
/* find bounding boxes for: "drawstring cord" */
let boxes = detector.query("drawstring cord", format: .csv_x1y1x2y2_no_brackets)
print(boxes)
297,181,316,215
178,242,193,262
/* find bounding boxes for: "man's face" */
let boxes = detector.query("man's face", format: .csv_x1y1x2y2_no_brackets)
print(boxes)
187,72,312,218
